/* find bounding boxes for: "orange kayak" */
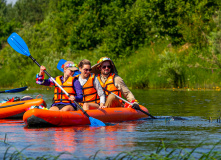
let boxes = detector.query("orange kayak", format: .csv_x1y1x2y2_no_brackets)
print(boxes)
23,105,149,127
0,99,46,119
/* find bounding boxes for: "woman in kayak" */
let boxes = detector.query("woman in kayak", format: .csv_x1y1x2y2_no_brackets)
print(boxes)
36,61,83,111
75,59,106,110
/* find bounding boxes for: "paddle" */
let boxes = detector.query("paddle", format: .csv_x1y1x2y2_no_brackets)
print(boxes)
57,59,81,76
7,32,105,127
102,87,157,119
0,86,28,93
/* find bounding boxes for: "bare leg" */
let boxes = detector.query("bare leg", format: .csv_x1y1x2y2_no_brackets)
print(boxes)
60,105,75,111
105,94,122,108
83,103,99,110
49,106,59,111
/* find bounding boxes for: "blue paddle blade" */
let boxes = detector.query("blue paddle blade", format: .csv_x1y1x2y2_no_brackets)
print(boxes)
7,32,30,56
1,86,28,93
57,59,67,72
89,117,106,127
57,59,81,76
73,71,81,76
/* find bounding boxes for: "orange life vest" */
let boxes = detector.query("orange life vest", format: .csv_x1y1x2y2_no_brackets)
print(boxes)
97,73,122,103
54,76,77,103
77,74,100,105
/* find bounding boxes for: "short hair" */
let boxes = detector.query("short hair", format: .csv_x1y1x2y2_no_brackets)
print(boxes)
78,59,91,68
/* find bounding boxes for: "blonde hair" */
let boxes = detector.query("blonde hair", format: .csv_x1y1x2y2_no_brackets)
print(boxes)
78,59,91,68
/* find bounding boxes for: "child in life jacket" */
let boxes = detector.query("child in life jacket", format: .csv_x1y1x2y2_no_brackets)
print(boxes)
36,61,83,111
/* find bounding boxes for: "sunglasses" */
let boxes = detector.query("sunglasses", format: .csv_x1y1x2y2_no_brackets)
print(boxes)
83,68,92,72
101,65,111,69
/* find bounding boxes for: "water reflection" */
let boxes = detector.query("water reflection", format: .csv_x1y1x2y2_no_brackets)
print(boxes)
21,122,139,158
1,89,221,159
133,89,221,118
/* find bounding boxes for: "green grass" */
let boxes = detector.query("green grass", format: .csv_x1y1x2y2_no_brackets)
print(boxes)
115,42,221,89
1,39,221,89
1,137,221,160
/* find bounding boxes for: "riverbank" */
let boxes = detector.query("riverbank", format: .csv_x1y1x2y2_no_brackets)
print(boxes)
1,41,220,89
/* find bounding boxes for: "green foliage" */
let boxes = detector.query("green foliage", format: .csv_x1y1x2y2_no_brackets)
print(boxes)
0,0,221,88
158,51,184,88
189,10,221,83
0,17,18,49
117,41,169,89
0,0,21,49
177,0,219,47
208,11,221,56
8,0,50,24
1,0,220,54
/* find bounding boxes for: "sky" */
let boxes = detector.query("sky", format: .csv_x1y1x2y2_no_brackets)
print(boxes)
6,0,17,5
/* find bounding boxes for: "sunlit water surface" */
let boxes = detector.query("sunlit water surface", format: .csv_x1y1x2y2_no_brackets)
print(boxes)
0,89,221,159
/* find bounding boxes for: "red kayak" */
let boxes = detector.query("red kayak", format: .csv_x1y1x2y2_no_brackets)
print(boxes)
23,105,149,127
0,99,46,119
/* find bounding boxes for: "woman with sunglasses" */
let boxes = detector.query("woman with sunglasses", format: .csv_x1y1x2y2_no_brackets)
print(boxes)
91,57,137,108
36,61,83,111
75,59,106,110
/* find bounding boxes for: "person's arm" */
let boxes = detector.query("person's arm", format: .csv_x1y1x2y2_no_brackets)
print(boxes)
36,73,55,86
73,79,83,102
114,76,135,102
94,77,106,106
36,65,55,86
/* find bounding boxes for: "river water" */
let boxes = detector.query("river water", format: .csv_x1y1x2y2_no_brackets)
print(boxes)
0,89,221,159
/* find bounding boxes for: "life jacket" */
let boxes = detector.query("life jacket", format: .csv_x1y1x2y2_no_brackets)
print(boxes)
77,74,100,105
54,76,77,103
97,73,122,103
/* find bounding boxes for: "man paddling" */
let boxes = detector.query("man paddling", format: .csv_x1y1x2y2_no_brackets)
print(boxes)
91,57,138,108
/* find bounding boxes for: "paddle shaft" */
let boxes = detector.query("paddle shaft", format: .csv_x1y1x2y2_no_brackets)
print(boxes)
102,87,157,119
29,55,68,94
29,55,91,117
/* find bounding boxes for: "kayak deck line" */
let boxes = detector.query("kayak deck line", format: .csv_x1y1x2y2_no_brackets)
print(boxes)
0,102,25,108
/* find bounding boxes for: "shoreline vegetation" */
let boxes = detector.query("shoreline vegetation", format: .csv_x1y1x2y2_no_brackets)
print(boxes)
1,139,221,159
2,87,221,92
0,0,221,90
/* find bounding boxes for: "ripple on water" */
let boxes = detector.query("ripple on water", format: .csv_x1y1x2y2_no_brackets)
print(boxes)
1,90,221,159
